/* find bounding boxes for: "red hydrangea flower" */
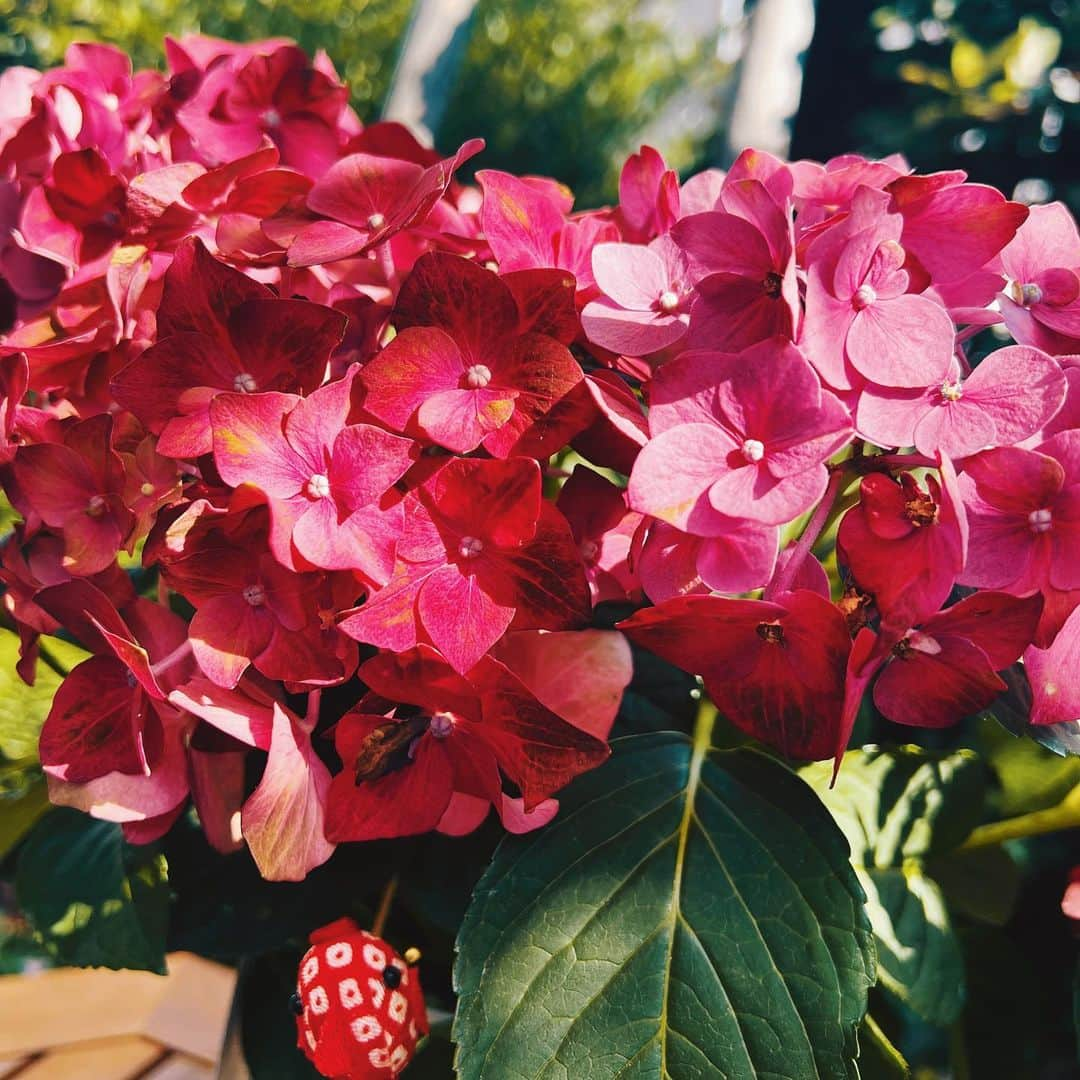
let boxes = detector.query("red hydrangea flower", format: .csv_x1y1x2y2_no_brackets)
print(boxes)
13,413,134,576
112,238,345,457
325,646,608,842
837,460,968,632
359,252,588,458
338,457,590,674
871,591,1042,727
619,590,853,761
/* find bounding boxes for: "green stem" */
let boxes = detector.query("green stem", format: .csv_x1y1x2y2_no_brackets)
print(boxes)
36,640,70,680
961,789,1080,850
690,696,717,758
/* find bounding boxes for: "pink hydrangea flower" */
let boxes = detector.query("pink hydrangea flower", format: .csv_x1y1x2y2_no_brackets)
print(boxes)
628,338,852,528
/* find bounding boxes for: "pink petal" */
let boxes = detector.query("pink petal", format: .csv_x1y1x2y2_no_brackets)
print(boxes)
591,242,671,309
846,294,954,388
210,391,307,497
628,423,733,532
241,704,335,881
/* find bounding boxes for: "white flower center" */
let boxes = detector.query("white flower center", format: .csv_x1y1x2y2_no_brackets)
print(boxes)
233,372,257,393
86,495,107,517
430,712,454,738
465,364,492,389
242,584,266,607
306,473,331,499
658,290,680,314
261,108,282,128
1028,508,1053,533
852,284,877,310
741,438,765,463
458,535,483,559
367,212,386,231
940,380,963,402
1021,282,1043,306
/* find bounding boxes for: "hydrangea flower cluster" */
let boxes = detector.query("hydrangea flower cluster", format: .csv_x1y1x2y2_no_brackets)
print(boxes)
2,38,1078,882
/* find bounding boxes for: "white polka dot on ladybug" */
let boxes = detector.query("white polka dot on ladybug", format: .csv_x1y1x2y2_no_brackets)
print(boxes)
389,1045,409,1069
368,977,385,1008
388,990,407,1023
301,956,319,984
362,943,386,970
305,1029,317,1051
408,1020,417,1039
350,1015,382,1043
326,942,353,968
338,977,363,1009
308,986,329,1015
368,1048,391,1068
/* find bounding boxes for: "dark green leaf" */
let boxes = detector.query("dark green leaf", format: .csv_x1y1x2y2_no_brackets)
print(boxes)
15,808,169,973
991,663,1080,758
926,846,1019,926
454,731,874,1079
805,746,986,1027
239,950,319,1079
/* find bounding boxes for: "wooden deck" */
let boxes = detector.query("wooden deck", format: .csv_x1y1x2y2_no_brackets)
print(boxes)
0,953,236,1080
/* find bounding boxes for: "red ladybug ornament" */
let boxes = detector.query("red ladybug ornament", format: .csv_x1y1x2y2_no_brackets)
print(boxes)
294,918,429,1078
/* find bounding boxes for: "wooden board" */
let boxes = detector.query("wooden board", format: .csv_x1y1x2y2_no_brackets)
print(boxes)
0,954,236,1068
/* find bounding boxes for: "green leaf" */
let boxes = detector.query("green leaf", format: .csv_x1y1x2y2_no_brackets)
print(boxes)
927,846,1019,926
15,808,169,973
0,628,90,761
804,746,985,1027
453,730,875,1079
0,765,51,859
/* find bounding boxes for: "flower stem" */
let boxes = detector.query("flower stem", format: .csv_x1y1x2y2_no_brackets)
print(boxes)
765,467,845,599
961,789,1080,850
371,874,399,938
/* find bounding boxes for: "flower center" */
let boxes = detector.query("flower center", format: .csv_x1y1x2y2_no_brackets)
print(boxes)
86,495,107,518
242,584,266,607
762,272,783,298
901,475,938,527
741,438,765,464
464,364,492,389
458,535,483,559
139,481,155,497
940,380,963,402
756,621,784,644
367,212,386,231
658,289,680,313
852,284,877,310
1028,508,1053,533
306,473,330,499
579,539,599,563
1018,281,1044,306
233,372,257,393
261,108,282,128
429,712,454,738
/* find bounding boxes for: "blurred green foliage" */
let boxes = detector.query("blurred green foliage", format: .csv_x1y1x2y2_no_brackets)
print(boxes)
0,0,413,116
441,0,727,206
0,0,726,208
